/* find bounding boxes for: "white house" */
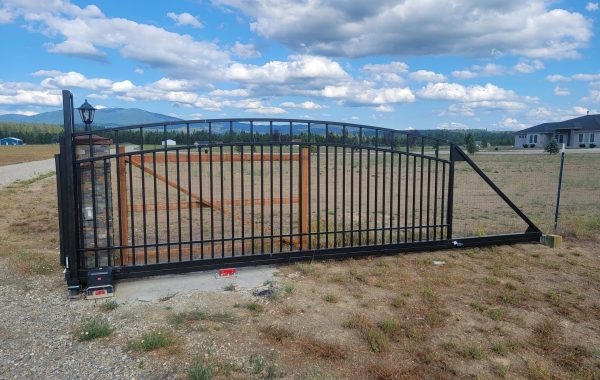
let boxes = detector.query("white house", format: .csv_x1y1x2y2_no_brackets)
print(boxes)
161,139,176,146
515,114,599,148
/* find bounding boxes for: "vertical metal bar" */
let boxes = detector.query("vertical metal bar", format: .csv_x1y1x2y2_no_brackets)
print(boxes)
325,124,329,247
334,142,338,247
198,145,205,259
447,160,455,240
128,153,135,265
102,158,111,266
164,125,171,262
411,155,416,242
396,152,402,242
241,145,245,255
350,137,354,246
114,132,124,266
342,126,346,246
176,146,182,261
300,147,309,249
209,138,215,259
231,123,235,257
366,148,370,244
358,128,363,245
374,132,378,244
251,138,255,255
288,122,293,250
140,128,148,264
260,144,265,252
117,147,129,266
554,148,566,233
270,122,274,252
279,143,283,252
433,147,439,240
152,151,158,263
389,151,394,244
187,126,193,260
440,162,447,240
220,145,225,257
316,144,321,248
404,150,409,242
419,138,425,241
426,159,431,241
382,149,386,244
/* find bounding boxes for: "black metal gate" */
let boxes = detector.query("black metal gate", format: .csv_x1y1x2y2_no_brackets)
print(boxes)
55,90,541,290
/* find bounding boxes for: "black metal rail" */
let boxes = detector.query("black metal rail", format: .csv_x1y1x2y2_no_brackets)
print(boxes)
55,90,541,289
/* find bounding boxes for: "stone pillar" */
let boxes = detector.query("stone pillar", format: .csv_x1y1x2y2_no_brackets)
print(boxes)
75,135,116,268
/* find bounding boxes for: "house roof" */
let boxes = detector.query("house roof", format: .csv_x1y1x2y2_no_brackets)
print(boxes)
516,114,600,134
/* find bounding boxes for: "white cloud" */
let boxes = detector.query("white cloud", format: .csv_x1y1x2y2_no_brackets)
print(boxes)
280,101,326,109
230,41,261,58
320,83,415,105
134,67,144,75
418,82,516,102
408,70,446,82
554,86,570,96
0,7,15,23
512,60,544,74
373,105,394,112
4,0,229,79
545,73,600,82
166,12,203,28
40,71,113,90
546,74,570,82
586,2,599,11
499,116,527,130
452,60,543,79
226,55,349,84
217,0,591,59
452,70,478,79
244,106,287,114
362,62,408,83
209,89,250,97
0,89,61,106
437,122,469,130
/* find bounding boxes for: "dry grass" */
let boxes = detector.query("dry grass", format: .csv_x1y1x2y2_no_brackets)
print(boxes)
0,155,599,379
0,144,58,166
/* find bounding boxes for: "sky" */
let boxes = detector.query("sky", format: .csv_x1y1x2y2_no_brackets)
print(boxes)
0,0,599,130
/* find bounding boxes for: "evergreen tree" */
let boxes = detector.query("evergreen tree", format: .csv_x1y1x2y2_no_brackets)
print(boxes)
464,133,478,154
544,139,560,154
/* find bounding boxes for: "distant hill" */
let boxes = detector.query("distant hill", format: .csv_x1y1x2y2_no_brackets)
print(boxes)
0,108,181,127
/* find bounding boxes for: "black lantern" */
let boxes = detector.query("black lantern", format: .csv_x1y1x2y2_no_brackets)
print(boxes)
77,99,96,131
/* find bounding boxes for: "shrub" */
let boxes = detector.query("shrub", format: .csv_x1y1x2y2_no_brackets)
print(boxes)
590,143,597,148
464,345,484,359
366,328,388,353
100,299,119,311
529,144,536,148
464,133,478,154
579,143,586,148
323,294,338,303
523,144,528,148
544,139,559,154
246,302,264,314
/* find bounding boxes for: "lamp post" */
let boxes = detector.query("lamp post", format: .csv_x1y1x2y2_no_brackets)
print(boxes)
77,99,96,131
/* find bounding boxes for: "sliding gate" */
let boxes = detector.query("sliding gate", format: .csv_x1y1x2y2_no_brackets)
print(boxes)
55,91,541,289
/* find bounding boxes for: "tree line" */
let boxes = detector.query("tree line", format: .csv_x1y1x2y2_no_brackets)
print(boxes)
0,122,63,144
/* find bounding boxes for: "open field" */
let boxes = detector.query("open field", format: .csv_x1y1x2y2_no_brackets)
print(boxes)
0,153,599,378
0,144,59,166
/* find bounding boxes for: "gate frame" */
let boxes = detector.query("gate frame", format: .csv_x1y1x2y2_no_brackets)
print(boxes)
55,90,542,289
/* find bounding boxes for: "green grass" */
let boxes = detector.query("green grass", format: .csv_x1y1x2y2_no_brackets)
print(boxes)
168,309,237,327
246,302,264,314
282,283,294,294
377,319,398,336
129,330,174,352
77,318,113,341
187,358,213,380
323,294,338,303
366,328,388,353
223,283,236,291
100,299,119,311
491,341,508,356
488,308,504,321
391,295,406,308
463,345,484,360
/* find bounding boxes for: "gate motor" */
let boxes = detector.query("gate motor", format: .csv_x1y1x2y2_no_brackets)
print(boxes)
85,267,114,299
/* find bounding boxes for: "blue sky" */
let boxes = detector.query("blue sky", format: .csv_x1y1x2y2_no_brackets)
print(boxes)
0,0,599,130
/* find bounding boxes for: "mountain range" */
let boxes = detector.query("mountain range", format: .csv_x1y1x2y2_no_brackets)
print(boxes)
0,108,181,127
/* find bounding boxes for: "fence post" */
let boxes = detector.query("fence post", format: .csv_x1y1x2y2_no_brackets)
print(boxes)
60,90,81,295
117,146,129,265
446,145,456,240
301,147,309,249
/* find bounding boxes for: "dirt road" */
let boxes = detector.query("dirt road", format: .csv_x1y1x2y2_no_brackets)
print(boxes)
0,158,55,188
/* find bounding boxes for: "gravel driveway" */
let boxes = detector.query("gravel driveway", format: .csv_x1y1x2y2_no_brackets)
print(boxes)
0,158,55,188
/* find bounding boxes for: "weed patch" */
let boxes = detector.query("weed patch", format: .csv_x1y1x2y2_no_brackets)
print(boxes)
77,318,113,341
129,330,174,352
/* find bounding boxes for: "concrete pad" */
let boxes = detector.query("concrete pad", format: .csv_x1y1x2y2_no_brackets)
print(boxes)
113,266,278,303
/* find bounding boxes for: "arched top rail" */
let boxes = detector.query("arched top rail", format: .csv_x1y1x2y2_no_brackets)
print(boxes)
71,118,449,159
